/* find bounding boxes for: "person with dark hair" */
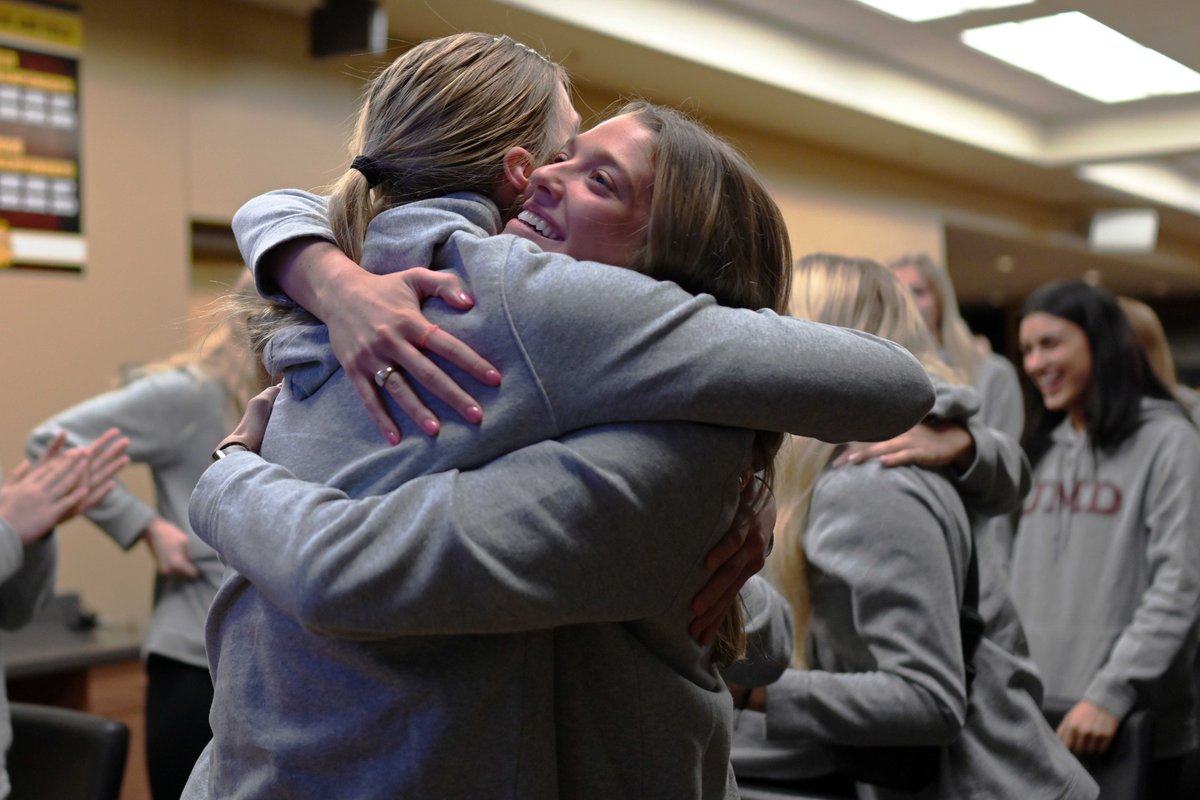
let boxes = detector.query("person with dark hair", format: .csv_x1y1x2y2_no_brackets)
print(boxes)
1012,279,1200,795
729,256,1094,800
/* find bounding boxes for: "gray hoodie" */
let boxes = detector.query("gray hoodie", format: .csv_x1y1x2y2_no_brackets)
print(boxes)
26,367,232,669
731,383,1097,800
182,191,934,799
1011,398,1200,758
0,470,57,799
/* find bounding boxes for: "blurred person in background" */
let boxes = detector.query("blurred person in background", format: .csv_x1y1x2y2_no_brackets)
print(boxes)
26,274,269,800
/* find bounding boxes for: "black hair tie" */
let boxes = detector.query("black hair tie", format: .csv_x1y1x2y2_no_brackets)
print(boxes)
351,155,385,188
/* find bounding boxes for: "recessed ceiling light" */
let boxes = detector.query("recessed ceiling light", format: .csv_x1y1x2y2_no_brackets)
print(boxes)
853,1,1034,23
962,12,1200,103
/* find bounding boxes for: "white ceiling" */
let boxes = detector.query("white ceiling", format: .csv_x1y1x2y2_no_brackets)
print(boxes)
243,0,1200,302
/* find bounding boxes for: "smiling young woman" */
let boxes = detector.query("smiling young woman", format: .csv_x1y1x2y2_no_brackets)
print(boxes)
1011,280,1200,797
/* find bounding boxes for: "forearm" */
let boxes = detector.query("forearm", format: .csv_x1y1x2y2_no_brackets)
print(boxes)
1087,440,1200,718
192,422,748,638
508,250,936,442
953,421,1030,519
765,666,961,746
262,238,364,325
1085,564,1200,718
232,188,335,301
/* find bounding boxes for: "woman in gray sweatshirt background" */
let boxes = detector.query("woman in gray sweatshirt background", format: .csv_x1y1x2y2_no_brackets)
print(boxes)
730,255,1096,800
1013,280,1200,797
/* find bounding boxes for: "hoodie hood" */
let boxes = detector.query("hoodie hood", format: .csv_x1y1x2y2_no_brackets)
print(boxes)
263,193,501,399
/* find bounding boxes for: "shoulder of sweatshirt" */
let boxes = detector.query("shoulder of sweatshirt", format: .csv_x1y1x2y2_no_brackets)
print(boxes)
1131,399,1200,454
808,460,967,557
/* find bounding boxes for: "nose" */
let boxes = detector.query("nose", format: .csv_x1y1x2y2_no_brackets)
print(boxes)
528,162,564,201
1023,347,1042,375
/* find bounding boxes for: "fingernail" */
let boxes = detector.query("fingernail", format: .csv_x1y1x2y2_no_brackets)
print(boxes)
422,418,440,436
456,291,474,306
386,431,400,446
464,405,483,424
484,370,501,386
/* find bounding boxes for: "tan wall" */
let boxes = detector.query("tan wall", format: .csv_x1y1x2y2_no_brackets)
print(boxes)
0,0,362,626
0,0,1070,626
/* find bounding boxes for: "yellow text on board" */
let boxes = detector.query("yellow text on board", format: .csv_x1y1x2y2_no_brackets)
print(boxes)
0,2,82,52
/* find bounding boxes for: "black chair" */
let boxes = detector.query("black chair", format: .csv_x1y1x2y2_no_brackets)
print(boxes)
7,702,129,800
1042,696,1153,800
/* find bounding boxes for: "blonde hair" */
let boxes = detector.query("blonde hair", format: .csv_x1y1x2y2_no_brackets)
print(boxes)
1118,296,1178,389
133,272,268,419
889,253,984,382
329,33,570,263
770,253,958,666
247,33,571,348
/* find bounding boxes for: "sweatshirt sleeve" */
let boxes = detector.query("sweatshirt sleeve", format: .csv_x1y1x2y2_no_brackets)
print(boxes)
0,524,56,631
191,422,749,639
231,189,333,302
26,369,207,549
975,354,1024,441
1084,423,1200,719
232,192,935,443
721,575,795,688
952,421,1031,520
490,240,935,443
764,465,968,747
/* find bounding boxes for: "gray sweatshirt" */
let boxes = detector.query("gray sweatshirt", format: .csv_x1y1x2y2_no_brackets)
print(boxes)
0,469,57,799
182,191,934,799
731,383,1097,800
1011,399,1200,758
26,367,233,668
969,353,1027,652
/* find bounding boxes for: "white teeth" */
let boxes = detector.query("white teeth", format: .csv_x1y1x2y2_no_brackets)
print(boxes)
518,209,562,240
1037,373,1061,391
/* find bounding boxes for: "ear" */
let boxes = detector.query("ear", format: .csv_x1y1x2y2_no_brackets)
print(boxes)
502,147,533,194
494,147,534,214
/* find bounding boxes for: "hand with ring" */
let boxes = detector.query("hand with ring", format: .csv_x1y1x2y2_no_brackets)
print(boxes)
262,239,502,445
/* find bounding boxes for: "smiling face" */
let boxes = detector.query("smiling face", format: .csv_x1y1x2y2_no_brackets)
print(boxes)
504,113,655,266
1019,311,1094,429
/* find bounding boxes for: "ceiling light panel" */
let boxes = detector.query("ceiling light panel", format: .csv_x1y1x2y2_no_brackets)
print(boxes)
853,0,1034,23
962,12,1200,103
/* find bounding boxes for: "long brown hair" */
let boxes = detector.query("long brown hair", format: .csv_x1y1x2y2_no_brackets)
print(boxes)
619,101,793,666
